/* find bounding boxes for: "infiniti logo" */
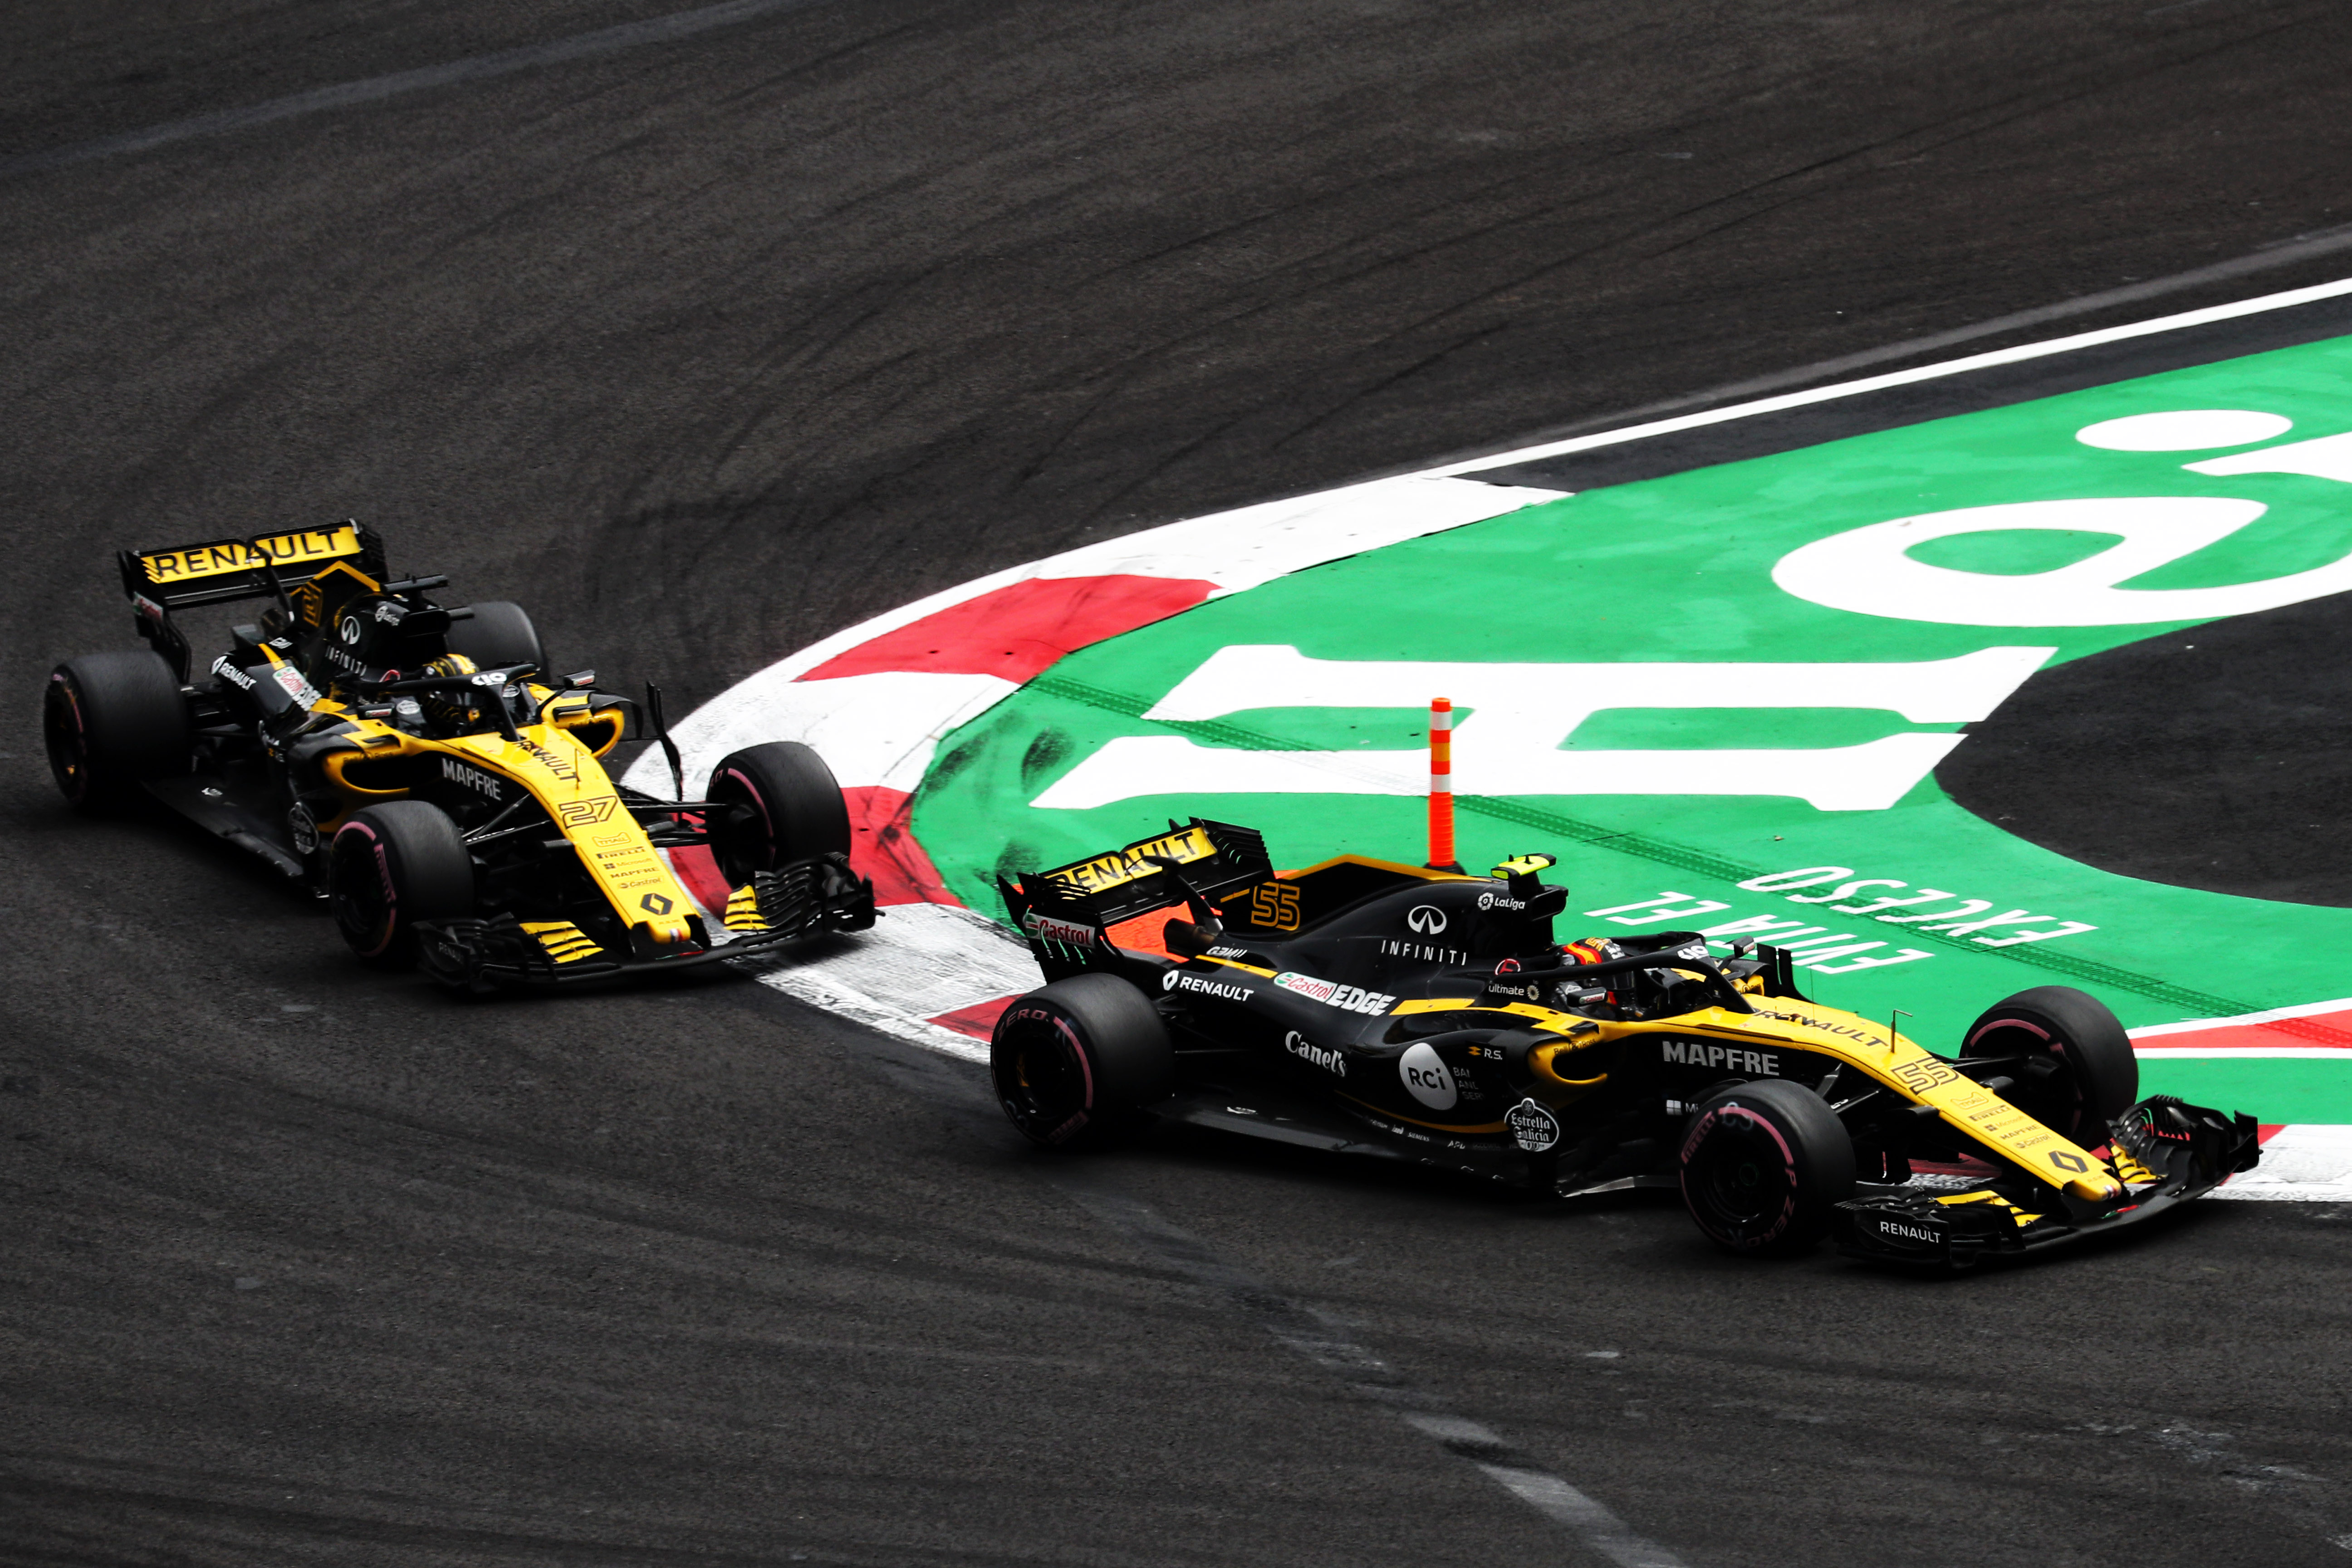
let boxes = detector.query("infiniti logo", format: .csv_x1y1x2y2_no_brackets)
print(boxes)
1406,905,1447,935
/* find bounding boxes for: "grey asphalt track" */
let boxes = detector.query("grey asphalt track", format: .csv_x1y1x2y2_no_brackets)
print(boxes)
5,2,2351,1564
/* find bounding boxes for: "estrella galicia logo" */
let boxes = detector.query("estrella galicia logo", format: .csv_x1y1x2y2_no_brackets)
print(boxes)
1406,905,1447,935
1506,1097,1559,1153
640,892,674,916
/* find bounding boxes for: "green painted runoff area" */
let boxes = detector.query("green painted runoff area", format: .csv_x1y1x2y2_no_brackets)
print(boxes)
914,334,2352,1124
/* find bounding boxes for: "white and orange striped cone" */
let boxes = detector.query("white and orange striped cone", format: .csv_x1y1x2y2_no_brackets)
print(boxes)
1426,697,1464,872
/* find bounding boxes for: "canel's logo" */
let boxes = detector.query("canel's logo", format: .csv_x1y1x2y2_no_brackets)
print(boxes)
1285,1031,1345,1076
1406,905,1447,935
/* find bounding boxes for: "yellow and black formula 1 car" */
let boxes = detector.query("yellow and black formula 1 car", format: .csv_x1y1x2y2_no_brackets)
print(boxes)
44,522,873,988
991,821,2259,1268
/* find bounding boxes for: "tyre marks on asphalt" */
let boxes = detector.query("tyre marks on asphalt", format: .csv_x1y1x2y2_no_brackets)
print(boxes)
1047,1174,1689,1568
0,0,834,180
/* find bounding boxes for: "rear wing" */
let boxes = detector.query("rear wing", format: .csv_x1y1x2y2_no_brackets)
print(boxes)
118,521,385,614
999,818,1274,979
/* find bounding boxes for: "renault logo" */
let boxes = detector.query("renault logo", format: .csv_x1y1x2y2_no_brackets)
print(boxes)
640,893,674,915
1406,905,1447,935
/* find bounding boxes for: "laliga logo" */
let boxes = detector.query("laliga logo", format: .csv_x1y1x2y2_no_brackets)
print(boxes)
1406,905,1447,935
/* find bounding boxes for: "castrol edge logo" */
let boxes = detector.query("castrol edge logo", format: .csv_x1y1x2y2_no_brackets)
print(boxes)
1273,971,1395,1015
1021,911,1101,947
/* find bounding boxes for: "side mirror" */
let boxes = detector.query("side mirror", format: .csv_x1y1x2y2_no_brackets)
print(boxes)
566,669,596,689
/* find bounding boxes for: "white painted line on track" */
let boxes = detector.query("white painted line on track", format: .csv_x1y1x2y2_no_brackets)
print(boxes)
1051,1179,1690,1567
2131,995,2352,1037
1428,275,2352,476
1437,222,2352,462
0,0,833,179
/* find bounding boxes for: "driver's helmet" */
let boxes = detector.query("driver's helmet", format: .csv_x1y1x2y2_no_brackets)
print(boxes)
1562,937,1621,967
419,653,483,734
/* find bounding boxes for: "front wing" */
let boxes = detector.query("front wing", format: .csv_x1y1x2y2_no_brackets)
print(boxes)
412,853,877,990
1834,1095,2260,1268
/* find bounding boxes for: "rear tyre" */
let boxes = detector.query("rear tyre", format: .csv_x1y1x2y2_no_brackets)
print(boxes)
328,801,475,964
706,741,852,887
44,651,190,811
1958,985,2137,1151
446,600,544,674
990,974,1174,1149
1679,1078,1856,1257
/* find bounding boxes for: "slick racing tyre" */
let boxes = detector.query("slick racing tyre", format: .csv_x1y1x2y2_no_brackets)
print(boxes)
446,600,544,673
328,801,475,964
44,650,191,811
706,742,852,886
1957,985,2137,1151
1679,1079,1857,1257
990,975,1174,1150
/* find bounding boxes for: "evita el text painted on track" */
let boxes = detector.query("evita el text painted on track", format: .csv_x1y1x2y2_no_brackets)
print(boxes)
913,333,2352,1126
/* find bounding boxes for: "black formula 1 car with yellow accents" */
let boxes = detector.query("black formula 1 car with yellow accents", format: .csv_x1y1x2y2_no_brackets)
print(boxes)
990,820,2259,1268
44,522,872,988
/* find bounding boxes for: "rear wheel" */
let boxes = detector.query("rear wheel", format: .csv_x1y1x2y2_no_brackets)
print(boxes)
1957,985,2136,1151
328,801,475,964
446,600,544,673
706,741,851,886
44,651,190,811
990,974,1174,1149
1679,1078,1856,1257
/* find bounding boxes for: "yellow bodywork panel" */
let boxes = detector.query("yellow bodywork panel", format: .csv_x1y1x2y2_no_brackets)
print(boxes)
520,921,605,964
723,885,769,932
442,726,695,946
1391,990,2121,1201
313,692,699,948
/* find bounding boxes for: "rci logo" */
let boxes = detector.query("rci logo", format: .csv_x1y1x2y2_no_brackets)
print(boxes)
1406,905,1447,935
640,893,674,916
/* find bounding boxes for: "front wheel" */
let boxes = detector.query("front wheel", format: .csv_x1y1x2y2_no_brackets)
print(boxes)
328,801,475,964
990,974,1174,1149
1679,1079,1857,1257
705,741,852,887
1957,985,2137,1151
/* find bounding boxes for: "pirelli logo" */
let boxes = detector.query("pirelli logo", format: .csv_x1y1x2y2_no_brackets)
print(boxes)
135,524,361,586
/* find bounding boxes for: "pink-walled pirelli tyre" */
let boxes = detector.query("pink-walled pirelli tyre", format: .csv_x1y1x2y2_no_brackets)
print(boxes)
1958,985,2137,1152
328,802,475,965
44,650,190,811
1679,1078,1857,1257
706,741,852,887
990,974,1174,1150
